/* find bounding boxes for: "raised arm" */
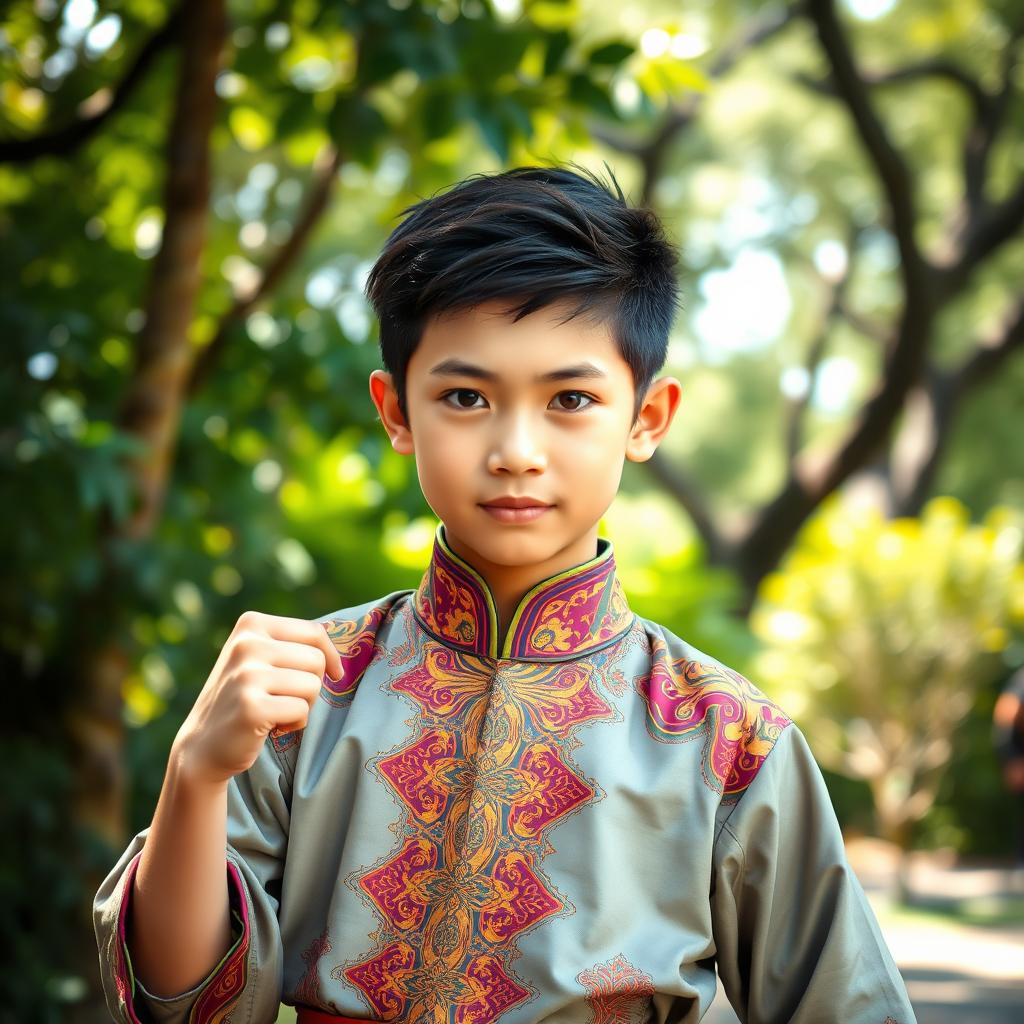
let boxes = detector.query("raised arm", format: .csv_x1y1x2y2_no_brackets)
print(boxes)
128,749,232,996
94,612,342,1023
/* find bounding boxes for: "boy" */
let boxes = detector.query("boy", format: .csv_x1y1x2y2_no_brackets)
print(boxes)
94,166,916,1023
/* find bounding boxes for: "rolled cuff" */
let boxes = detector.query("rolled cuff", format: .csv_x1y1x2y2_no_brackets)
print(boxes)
112,850,251,1024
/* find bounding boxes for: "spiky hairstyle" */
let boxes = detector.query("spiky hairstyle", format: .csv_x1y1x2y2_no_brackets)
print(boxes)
365,164,680,422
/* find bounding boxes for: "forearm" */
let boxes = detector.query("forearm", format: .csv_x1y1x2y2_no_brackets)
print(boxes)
128,744,232,998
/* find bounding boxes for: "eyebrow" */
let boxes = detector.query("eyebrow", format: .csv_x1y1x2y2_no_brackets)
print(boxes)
428,358,607,382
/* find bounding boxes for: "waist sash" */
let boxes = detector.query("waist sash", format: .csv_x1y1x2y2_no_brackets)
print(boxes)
295,1008,373,1024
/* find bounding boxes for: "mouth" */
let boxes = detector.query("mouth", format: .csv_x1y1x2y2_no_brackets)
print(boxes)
478,498,554,524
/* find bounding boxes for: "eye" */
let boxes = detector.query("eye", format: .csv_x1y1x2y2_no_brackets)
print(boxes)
551,391,595,412
441,388,487,409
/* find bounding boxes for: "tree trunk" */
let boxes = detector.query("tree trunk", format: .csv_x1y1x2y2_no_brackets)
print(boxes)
63,4,227,1020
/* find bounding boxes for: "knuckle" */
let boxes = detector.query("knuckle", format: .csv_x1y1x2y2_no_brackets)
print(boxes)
236,609,261,629
232,631,262,658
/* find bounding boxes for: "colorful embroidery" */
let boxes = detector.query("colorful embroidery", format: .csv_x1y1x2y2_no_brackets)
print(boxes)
413,524,634,661
269,606,390,753
578,954,655,1024
295,927,332,1008
340,616,627,1024
321,605,391,704
113,851,250,1024
638,635,790,797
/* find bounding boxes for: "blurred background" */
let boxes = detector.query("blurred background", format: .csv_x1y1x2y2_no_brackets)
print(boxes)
2,0,1023,1021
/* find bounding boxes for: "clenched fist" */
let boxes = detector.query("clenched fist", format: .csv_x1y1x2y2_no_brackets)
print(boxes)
172,610,342,787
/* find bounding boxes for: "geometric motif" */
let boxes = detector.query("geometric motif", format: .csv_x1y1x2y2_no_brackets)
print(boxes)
339,622,627,1024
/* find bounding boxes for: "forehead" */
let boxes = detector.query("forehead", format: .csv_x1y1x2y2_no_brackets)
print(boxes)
409,298,628,380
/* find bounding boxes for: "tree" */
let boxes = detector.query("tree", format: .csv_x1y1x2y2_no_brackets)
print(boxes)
596,0,1023,609
750,494,1024,896
0,1,665,1018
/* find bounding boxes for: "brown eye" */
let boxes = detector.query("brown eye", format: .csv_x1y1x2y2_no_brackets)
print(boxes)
552,391,593,412
443,389,485,409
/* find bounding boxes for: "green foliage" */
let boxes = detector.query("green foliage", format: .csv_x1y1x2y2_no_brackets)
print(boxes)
605,478,758,667
751,495,1024,847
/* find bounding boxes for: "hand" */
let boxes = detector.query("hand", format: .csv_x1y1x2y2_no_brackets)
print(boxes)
173,611,342,787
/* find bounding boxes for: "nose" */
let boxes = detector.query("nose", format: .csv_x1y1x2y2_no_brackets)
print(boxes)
486,410,547,475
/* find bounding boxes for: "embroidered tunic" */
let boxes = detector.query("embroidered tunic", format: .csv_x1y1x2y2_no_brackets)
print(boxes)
94,524,916,1024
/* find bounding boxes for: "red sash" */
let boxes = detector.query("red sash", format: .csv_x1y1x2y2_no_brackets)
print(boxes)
295,1008,372,1024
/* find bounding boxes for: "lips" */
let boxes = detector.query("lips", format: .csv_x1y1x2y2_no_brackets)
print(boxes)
478,496,554,524
479,496,552,509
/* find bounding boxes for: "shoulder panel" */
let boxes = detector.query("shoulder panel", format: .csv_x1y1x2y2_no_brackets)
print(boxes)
637,627,791,798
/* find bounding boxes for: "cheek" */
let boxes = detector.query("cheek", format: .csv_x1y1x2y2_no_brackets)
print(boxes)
558,420,627,463
411,418,472,492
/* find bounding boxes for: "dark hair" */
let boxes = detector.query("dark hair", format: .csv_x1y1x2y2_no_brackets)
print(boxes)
365,163,681,423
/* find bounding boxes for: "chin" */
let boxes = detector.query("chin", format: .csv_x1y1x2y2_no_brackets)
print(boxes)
453,526,557,566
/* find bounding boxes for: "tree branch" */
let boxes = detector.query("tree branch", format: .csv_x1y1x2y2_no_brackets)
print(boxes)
834,297,890,344
794,58,989,117
643,450,728,564
592,3,797,204
891,298,1024,516
721,4,944,598
803,0,927,291
109,2,226,541
936,177,1024,296
784,227,863,460
187,143,345,398
0,4,185,164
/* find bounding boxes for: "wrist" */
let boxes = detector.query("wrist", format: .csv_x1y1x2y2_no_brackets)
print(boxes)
168,739,231,793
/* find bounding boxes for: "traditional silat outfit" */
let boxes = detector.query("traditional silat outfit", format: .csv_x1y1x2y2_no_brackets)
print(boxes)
95,524,916,1024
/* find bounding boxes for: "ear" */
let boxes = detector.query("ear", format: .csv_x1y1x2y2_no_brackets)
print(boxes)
369,370,414,455
625,376,683,462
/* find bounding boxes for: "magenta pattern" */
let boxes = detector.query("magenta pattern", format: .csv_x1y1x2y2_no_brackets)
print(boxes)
637,634,790,797
114,850,250,1023
413,529,634,661
337,624,629,1024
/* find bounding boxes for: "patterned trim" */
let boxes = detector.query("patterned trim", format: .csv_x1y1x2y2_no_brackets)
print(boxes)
578,954,655,1024
112,852,146,1024
339,624,629,1024
413,523,634,662
113,851,251,1024
637,635,791,797
319,606,391,706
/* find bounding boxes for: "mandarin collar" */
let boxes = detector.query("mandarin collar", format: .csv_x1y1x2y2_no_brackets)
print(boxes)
412,523,634,662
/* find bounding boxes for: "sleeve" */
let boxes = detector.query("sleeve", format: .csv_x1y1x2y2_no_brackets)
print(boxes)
709,724,917,1024
93,732,297,1024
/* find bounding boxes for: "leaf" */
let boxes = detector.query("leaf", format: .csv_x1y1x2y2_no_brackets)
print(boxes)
422,89,459,141
586,41,634,67
543,29,572,77
474,104,509,163
328,94,388,166
229,107,274,151
277,92,321,139
567,72,619,121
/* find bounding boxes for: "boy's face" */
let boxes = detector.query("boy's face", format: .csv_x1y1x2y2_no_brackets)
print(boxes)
369,298,681,578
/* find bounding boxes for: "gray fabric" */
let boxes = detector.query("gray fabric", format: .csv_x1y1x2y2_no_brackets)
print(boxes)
94,535,915,1024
